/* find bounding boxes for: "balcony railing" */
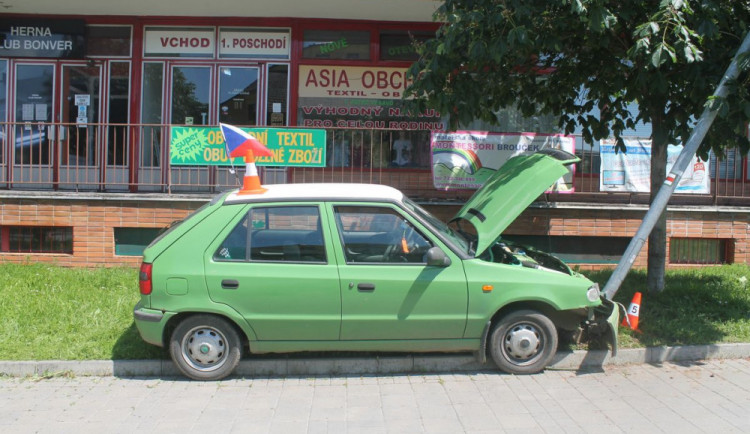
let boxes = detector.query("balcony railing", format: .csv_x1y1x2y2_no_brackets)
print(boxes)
1,122,748,206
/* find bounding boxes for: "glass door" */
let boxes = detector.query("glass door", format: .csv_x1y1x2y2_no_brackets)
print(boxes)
12,63,55,188
57,64,102,190
104,60,131,191
216,65,260,188
60,64,101,167
168,65,212,191
170,65,211,126
14,64,54,166
218,66,259,125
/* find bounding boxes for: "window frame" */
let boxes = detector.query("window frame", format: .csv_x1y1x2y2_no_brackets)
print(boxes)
213,204,327,264
1,226,73,254
332,204,433,265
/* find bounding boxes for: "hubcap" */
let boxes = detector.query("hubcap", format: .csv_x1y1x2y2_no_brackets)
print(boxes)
503,323,542,363
182,326,228,372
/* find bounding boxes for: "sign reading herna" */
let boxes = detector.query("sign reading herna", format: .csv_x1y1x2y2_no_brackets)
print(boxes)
170,126,326,167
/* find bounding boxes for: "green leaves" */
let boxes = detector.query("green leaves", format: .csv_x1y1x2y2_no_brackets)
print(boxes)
507,26,528,46
588,5,617,31
651,43,677,67
406,0,750,164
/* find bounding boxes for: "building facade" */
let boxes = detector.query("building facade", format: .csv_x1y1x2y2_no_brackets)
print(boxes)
1,2,749,268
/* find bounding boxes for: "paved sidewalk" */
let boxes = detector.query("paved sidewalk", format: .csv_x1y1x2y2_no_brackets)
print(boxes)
1,358,749,433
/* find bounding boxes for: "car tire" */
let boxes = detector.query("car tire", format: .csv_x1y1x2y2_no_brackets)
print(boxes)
489,310,558,375
169,315,242,381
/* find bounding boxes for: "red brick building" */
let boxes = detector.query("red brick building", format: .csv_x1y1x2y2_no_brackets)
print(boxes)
1,2,748,268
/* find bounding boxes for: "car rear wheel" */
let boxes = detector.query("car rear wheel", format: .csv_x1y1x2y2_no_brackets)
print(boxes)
490,310,558,375
169,315,242,381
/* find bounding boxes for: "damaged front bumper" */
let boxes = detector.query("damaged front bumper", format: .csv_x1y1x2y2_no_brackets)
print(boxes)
588,297,620,356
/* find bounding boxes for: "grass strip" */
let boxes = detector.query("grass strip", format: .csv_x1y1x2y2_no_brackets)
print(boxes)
0,262,748,360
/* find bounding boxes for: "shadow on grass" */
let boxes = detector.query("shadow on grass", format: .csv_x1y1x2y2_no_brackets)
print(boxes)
112,323,166,360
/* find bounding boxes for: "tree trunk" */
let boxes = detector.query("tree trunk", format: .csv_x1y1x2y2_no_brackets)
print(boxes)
647,116,668,294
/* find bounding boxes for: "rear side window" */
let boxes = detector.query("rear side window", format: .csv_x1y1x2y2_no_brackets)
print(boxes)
214,206,326,263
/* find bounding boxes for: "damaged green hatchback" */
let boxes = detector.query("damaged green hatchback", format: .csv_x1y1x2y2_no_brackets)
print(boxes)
134,149,618,380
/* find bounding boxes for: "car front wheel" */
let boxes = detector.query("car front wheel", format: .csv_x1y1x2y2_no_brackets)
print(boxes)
490,310,558,375
169,315,242,381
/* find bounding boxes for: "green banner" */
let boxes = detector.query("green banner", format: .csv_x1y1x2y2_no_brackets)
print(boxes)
169,126,326,167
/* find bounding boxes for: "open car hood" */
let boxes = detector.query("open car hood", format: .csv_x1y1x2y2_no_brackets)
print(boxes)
451,149,579,257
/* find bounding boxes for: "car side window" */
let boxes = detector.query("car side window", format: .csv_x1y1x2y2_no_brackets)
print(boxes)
214,216,248,261
214,205,326,263
333,205,432,264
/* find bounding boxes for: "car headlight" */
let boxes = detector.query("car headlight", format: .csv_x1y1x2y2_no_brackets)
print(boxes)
586,283,601,302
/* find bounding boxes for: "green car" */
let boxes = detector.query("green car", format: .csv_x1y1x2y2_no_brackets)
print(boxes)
134,149,618,380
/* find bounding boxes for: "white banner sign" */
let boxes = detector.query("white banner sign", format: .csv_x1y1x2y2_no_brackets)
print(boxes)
431,131,576,191
218,29,290,59
144,28,215,57
600,138,709,194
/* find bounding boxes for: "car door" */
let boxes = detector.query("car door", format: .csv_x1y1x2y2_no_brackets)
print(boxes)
205,203,341,341
329,203,468,340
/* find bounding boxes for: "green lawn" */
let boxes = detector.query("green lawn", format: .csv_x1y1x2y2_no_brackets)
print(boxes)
587,264,750,348
0,262,748,360
0,263,162,360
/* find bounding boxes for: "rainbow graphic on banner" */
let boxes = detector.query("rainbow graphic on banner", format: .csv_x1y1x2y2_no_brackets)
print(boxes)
432,148,482,174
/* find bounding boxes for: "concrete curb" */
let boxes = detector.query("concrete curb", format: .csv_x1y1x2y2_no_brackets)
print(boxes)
2,343,749,378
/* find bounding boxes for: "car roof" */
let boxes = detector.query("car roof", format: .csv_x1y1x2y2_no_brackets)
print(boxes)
223,183,405,204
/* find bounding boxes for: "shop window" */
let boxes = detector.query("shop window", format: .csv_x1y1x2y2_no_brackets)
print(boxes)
0,59,6,165
86,26,132,57
107,61,130,166
501,235,631,264
302,30,370,60
170,66,211,125
1,226,73,254
114,227,161,256
141,62,164,167
322,129,432,170
14,64,53,165
379,31,433,61
670,238,731,265
266,64,288,126
709,148,743,180
218,66,258,125
576,148,601,175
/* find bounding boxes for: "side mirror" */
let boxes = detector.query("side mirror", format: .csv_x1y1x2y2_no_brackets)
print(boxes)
425,247,451,267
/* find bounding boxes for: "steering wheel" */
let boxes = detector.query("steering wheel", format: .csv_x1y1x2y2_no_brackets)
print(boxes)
384,242,408,262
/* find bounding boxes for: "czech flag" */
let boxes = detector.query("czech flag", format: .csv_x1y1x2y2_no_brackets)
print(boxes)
220,123,273,158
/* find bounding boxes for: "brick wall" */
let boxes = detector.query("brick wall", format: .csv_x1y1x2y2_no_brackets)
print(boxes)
423,204,750,269
0,198,203,267
1,196,748,268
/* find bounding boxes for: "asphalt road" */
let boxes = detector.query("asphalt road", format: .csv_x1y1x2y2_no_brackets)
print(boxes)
1,359,749,433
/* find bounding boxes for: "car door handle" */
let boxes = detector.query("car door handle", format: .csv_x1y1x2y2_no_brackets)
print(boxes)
221,279,239,290
357,283,375,292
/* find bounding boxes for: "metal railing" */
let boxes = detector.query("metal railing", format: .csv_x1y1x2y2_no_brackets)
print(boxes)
1,122,748,205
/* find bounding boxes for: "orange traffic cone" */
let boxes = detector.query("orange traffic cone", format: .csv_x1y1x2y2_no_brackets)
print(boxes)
621,292,642,331
237,149,267,195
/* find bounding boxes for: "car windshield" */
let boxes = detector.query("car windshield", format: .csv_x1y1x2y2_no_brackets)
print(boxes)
402,198,471,255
